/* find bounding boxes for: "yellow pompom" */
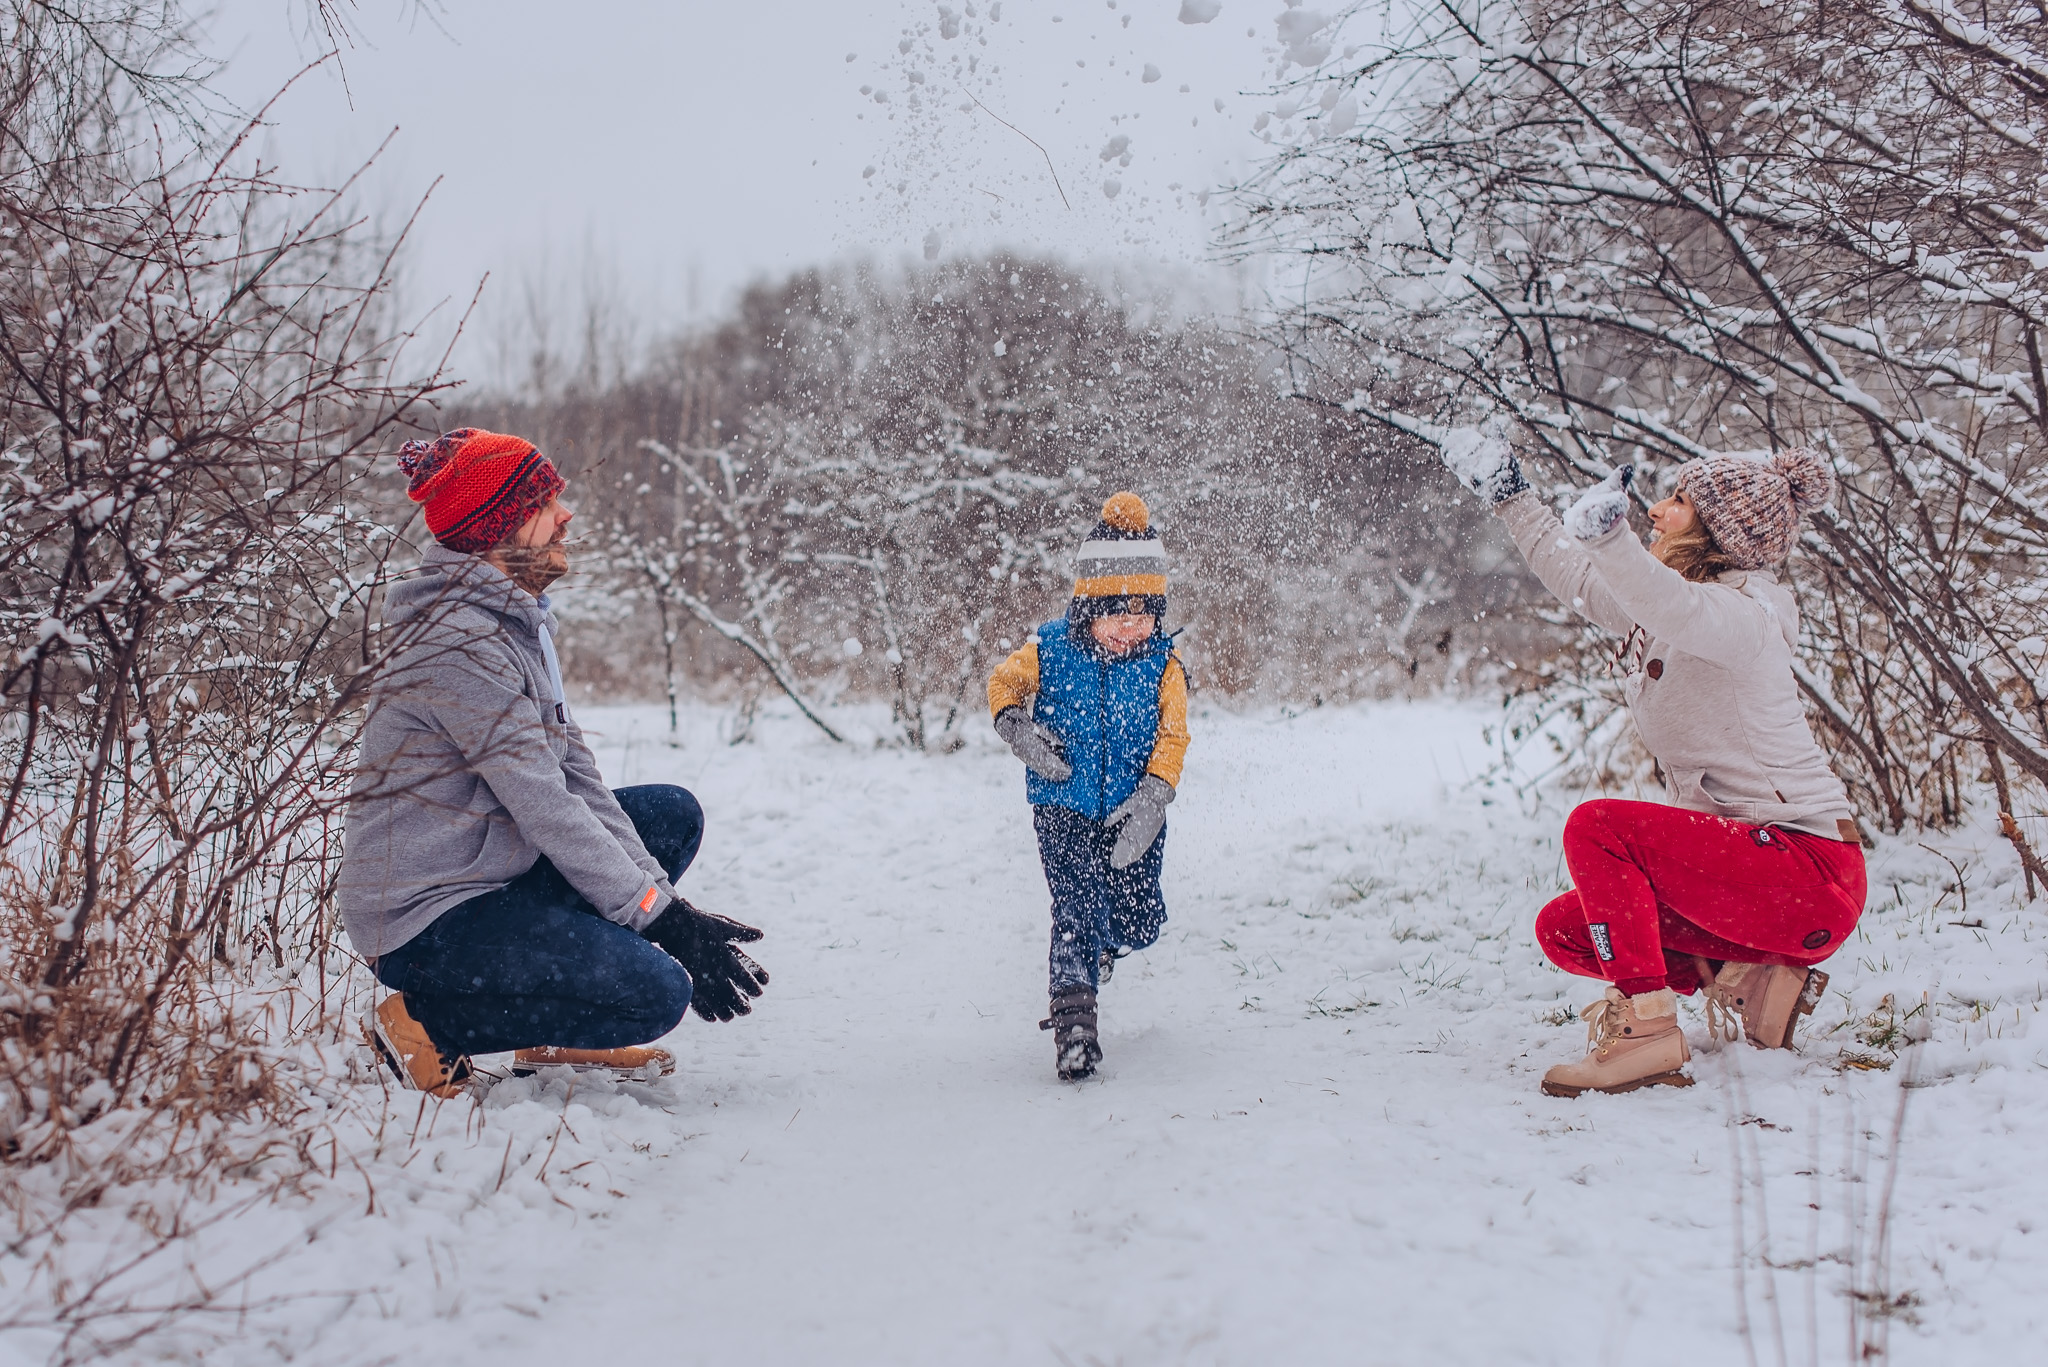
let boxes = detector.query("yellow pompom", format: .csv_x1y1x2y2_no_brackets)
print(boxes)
1100,491,1150,534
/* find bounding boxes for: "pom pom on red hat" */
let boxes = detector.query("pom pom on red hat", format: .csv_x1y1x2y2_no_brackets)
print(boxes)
397,428,564,553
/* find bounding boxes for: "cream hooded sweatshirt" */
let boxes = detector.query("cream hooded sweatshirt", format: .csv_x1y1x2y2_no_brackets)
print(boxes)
1495,489,1855,839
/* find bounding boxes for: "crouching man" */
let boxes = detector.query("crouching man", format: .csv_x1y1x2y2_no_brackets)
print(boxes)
340,428,768,1097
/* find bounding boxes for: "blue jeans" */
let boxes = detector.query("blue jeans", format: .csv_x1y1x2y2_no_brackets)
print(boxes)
1035,802,1167,994
373,785,701,1055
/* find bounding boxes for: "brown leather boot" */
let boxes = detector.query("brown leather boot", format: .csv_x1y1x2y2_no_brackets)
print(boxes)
365,994,472,1099
1702,961,1829,1050
511,1045,676,1081
1541,987,1693,1097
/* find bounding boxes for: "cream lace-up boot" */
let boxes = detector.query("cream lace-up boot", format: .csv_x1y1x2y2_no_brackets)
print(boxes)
1697,959,1829,1050
1541,986,1693,1098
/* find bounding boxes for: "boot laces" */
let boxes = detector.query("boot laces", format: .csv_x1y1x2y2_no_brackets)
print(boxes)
1581,994,1624,1049
1700,991,1740,1043
1693,956,1740,1043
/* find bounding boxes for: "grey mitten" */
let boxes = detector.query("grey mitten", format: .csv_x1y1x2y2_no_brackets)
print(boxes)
1563,464,1635,541
994,707,1072,781
1440,426,1529,504
1106,774,1174,869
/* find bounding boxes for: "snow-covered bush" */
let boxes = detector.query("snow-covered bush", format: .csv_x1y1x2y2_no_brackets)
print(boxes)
1232,0,2048,852
0,0,443,1205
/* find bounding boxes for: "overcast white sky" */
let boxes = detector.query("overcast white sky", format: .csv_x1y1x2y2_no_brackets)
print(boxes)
204,1,1324,377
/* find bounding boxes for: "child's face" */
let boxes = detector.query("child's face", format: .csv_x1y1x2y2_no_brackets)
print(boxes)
1088,612,1156,656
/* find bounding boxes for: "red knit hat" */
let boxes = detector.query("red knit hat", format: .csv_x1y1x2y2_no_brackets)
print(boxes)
397,428,565,553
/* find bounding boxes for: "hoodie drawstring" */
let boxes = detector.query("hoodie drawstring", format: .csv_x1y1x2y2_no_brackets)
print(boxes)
535,595,569,726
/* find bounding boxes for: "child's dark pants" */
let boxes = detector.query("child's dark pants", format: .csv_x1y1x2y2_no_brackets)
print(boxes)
372,784,701,1056
1034,802,1168,995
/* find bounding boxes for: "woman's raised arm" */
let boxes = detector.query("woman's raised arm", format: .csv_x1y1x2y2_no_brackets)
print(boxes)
1494,489,1640,637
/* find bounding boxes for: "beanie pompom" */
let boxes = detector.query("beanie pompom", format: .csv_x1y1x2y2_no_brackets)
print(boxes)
1772,446,1833,516
1100,491,1150,535
397,427,477,493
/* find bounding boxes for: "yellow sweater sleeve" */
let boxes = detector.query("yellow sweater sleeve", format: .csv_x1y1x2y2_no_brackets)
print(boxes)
1146,656,1190,788
987,641,1041,718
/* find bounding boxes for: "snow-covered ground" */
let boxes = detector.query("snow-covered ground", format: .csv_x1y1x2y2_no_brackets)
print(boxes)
4,700,2044,1366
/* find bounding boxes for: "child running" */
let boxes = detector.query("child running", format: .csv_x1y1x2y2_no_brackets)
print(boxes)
988,492,1190,1081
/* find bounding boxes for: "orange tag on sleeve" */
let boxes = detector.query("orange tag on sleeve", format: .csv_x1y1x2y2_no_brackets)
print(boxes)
639,887,659,913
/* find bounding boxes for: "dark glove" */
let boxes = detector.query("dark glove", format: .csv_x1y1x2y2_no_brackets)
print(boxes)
641,896,769,1022
994,706,1072,782
1105,774,1174,869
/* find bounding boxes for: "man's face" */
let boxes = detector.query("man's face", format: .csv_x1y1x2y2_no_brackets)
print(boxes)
491,494,574,594
1088,612,1156,656
514,495,573,576
515,496,574,550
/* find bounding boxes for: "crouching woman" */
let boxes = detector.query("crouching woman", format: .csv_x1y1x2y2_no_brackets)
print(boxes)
1445,437,1865,1096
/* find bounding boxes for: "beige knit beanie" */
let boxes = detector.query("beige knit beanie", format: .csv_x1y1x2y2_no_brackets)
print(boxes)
1675,448,1832,570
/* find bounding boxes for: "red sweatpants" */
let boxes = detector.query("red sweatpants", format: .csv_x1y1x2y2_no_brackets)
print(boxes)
1535,799,1867,997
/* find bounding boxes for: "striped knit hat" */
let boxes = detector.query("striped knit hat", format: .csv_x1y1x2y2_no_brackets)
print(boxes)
397,428,565,554
1068,491,1168,623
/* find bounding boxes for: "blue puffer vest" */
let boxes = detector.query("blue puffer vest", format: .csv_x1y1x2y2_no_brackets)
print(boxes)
1026,617,1173,820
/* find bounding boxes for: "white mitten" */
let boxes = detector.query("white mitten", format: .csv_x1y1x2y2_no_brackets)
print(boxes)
1563,465,1635,541
1440,426,1528,504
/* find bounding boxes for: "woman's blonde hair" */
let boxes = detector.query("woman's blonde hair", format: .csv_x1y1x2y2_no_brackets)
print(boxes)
1652,515,1737,583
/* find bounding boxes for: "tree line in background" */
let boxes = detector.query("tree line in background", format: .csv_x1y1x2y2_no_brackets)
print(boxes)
1233,0,2048,861
456,257,1563,750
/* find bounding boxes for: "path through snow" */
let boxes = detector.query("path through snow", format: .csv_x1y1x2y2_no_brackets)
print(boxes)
6,702,2042,1366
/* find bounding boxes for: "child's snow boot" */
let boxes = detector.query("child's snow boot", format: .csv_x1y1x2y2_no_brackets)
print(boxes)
511,1045,676,1081
1541,987,1692,1098
365,994,473,1099
1040,986,1101,1081
1699,960,1828,1050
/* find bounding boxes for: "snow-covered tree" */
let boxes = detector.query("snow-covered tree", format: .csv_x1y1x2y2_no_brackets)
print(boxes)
480,257,1548,738
1237,0,2048,844
0,0,445,1173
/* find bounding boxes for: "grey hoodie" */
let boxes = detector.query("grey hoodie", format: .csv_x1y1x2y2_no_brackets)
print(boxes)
338,545,673,957
1497,489,1855,837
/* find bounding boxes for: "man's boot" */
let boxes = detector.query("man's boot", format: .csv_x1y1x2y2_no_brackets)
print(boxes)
511,1045,676,1081
1040,986,1101,1081
365,994,473,1099
1702,961,1829,1050
1541,987,1693,1098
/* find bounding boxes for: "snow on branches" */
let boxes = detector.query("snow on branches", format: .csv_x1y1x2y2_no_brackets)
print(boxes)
1236,0,2048,832
0,0,449,1197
